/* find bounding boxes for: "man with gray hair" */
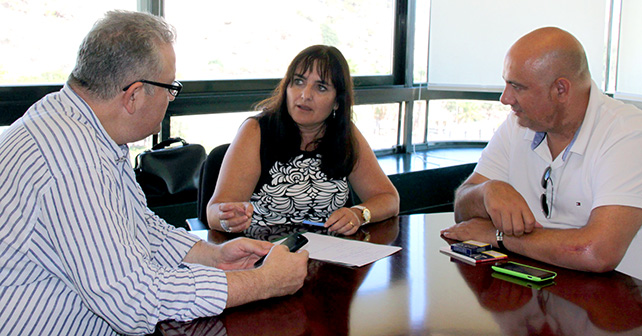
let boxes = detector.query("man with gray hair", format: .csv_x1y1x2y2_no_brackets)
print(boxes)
0,10,308,335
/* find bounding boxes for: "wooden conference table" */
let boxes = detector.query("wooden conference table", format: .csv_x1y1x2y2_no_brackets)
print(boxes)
156,213,642,336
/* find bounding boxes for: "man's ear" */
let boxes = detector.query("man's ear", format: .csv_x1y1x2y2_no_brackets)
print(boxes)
121,82,144,115
552,77,571,102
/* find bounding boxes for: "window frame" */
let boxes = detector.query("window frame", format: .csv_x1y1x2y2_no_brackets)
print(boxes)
2,0,641,157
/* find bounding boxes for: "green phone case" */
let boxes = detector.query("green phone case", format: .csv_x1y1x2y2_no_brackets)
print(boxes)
491,261,557,282
492,272,555,289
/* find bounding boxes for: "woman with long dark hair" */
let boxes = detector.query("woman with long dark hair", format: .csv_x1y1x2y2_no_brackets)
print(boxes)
207,45,399,237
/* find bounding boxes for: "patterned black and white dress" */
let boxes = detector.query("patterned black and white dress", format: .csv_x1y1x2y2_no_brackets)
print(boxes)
244,117,350,240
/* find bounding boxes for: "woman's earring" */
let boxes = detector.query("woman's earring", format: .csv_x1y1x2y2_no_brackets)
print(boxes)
332,109,337,118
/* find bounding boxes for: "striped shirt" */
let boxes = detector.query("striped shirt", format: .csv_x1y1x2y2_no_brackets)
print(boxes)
0,85,228,335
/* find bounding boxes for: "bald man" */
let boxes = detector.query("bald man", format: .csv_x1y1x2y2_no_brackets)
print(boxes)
442,27,642,274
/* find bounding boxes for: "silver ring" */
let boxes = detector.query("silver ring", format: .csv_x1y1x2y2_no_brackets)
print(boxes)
220,219,232,232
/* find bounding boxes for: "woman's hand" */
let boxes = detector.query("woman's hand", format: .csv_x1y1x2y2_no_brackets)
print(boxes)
325,207,362,235
217,202,253,233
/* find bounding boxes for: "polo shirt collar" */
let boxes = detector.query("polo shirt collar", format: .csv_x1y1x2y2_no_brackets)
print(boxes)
527,80,602,162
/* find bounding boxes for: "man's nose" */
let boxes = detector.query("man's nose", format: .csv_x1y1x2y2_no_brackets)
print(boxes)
499,86,512,105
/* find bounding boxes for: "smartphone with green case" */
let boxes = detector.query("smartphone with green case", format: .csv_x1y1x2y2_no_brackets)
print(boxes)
491,261,557,282
492,272,555,289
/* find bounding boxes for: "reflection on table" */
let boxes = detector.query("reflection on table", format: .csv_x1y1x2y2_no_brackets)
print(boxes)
157,213,642,336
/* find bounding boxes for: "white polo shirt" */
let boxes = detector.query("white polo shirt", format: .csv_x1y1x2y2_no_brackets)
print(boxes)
475,81,642,278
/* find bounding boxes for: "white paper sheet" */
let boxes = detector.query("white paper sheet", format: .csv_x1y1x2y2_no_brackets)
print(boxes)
290,232,401,267
190,230,402,267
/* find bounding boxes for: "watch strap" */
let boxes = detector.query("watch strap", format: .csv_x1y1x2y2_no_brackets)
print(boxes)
351,205,370,225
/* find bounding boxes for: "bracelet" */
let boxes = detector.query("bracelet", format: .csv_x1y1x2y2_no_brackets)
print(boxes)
496,230,507,252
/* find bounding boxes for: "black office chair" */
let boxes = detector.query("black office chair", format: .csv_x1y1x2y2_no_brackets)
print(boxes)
388,162,476,215
186,143,230,230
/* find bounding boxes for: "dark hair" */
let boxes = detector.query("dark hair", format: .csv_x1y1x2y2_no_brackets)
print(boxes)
68,10,176,100
254,45,357,179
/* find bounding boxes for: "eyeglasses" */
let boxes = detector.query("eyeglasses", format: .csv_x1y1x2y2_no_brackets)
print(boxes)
122,80,183,97
540,166,553,218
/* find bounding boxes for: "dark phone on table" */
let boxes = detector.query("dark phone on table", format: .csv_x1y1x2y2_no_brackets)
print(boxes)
254,233,309,268
491,261,557,282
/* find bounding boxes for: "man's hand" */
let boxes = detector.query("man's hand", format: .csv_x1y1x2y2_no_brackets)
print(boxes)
455,172,540,237
482,180,540,236
441,217,497,246
214,238,274,270
256,245,309,296
225,245,309,308
183,237,272,269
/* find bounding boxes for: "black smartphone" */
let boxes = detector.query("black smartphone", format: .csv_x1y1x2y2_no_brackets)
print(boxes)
491,261,557,282
254,233,309,268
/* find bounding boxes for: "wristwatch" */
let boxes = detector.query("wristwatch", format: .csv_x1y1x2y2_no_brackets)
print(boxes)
496,230,507,252
351,205,371,225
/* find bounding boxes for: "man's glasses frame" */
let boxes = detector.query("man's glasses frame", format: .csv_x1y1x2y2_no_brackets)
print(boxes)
540,166,553,219
122,80,183,97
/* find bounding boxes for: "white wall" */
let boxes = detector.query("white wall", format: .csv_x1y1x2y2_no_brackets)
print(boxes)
428,0,608,89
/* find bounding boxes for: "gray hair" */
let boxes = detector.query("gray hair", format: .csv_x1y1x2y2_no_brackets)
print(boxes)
68,10,176,100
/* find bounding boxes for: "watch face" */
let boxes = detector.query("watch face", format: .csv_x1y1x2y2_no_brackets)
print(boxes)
363,208,371,222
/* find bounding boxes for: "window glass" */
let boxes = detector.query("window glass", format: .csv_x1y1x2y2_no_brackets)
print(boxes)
164,0,395,80
427,100,509,142
412,100,427,144
166,105,399,156
615,0,642,100
353,103,399,151
169,112,257,155
413,0,429,83
428,0,608,89
0,0,135,85
129,137,155,165
130,111,255,164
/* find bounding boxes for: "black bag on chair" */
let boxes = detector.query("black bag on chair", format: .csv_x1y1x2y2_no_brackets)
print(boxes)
134,137,206,206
